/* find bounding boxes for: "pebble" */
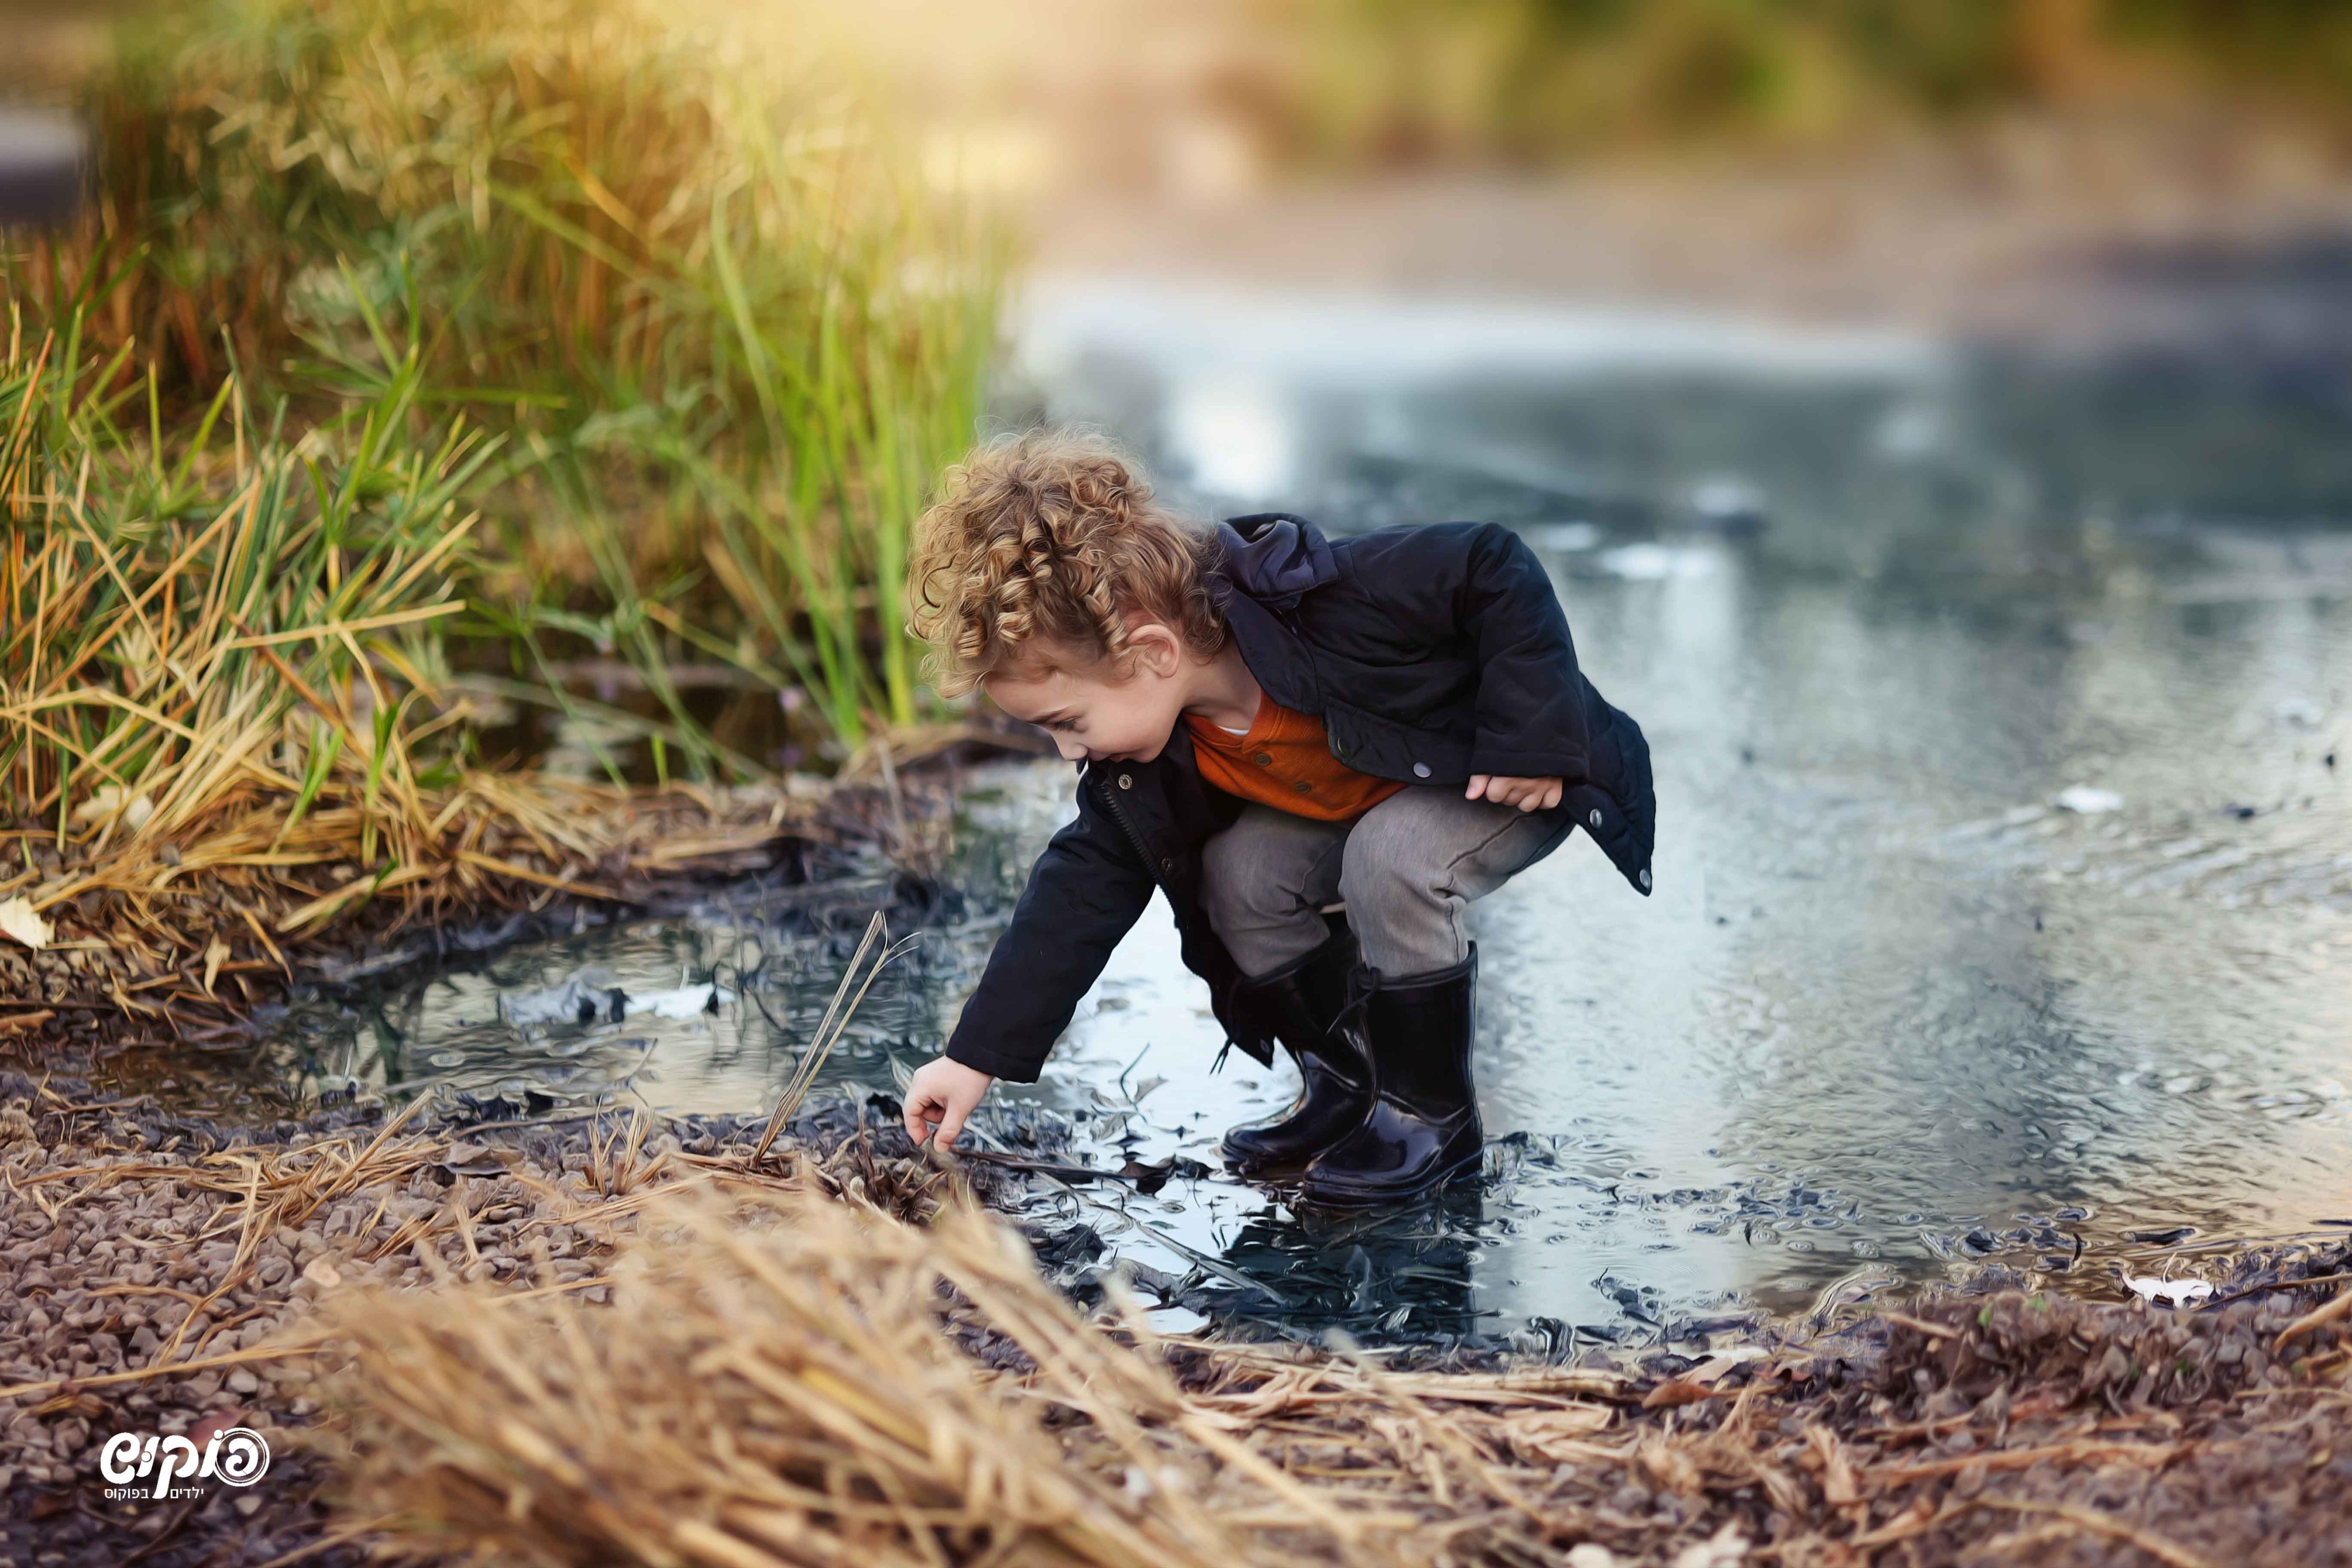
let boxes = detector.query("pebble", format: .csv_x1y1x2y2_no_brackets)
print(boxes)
0,1082,620,1541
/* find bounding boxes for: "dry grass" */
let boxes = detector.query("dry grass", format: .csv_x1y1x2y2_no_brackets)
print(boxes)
14,1082,2352,1567
313,1181,1445,1568
292,1153,2352,1568
293,1107,1662,1568
0,327,855,1037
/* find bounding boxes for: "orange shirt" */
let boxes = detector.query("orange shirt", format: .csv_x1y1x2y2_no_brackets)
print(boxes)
1184,698,1407,822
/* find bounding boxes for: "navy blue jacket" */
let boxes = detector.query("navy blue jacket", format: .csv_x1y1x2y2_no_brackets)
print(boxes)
944,513,1655,1082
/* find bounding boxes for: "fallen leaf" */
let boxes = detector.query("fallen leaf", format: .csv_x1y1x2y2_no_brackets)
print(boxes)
1641,1379,1721,1410
1117,1156,1178,1195
69,785,154,832
0,897,51,952
1502,1406,1615,1463
203,935,231,995
1808,1424,1861,1506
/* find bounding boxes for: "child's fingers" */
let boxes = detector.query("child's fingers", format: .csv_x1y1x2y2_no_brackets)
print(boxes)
934,1098,972,1151
1466,773,1489,801
903,1094,939,1146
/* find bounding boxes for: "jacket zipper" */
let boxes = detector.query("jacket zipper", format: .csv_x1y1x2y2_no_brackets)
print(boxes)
1093,766,1163,890
1276,605,1324,708
1098,763,1256,1070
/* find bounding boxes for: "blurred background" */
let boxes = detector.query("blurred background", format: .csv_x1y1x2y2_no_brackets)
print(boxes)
9,0,2352,1335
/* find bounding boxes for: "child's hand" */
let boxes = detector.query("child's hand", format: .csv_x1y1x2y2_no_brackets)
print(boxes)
1466,773,1564,812
903,1056,994,1151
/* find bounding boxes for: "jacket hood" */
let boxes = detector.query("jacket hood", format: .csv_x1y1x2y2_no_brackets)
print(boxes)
1215,513,1338,609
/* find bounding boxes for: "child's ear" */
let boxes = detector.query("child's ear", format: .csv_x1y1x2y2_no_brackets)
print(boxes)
1127,620,1184,678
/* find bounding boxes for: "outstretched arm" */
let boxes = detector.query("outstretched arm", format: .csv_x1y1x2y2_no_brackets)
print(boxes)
939,780,1157,1083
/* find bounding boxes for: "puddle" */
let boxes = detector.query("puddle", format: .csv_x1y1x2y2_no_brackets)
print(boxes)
121,287,2352,1349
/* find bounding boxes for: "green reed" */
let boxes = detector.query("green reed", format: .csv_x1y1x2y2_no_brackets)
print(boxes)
0,309,495,858
17,0,1002,769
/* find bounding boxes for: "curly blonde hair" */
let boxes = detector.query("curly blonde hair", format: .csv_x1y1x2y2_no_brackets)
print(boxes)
908,429,1225,698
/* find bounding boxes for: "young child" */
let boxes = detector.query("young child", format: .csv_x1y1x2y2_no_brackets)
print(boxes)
900,430,1655,1204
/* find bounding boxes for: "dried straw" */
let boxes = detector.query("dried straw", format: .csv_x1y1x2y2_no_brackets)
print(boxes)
0,327,845,1038
25,1089,2346,1567
311,1183,1421,1568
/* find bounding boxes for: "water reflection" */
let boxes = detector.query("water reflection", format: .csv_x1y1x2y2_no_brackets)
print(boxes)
1012,280,2352,1329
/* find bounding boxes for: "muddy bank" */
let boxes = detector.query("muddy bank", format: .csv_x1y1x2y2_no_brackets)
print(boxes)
0,1076,1030,1566
3,1073,2348,1567
0,760,976,1066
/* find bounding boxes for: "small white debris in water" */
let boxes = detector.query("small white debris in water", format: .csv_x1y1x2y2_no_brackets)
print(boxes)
499,971,624,1027
2123,1275,2214,1307
627,984,733,1020
2053,785,2125,814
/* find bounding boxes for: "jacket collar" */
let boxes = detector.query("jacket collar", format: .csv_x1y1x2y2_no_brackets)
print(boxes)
1215,513,1337,610
1210,514,1331,713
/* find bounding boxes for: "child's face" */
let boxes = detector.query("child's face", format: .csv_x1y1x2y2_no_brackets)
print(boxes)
982,626,1189,766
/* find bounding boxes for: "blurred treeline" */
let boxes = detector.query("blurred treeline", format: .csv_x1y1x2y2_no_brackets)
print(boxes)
1282,0,2352,161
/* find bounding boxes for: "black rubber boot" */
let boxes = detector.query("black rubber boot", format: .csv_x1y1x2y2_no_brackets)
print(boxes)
1297,946,1482,1206
1219,930,1371,1176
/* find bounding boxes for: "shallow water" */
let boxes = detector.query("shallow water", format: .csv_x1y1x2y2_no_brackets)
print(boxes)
147,284,2352,1347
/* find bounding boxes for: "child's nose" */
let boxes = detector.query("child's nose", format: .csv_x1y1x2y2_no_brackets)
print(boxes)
1051,734,1086,761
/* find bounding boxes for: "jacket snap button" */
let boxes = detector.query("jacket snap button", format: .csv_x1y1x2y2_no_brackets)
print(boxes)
1412,762,1432,779
1117,773,1132,790
1589,808,1603,828
1253,751,1272,767
1640,867,1653,890
1293,780,1313,795
1161,858,1175,874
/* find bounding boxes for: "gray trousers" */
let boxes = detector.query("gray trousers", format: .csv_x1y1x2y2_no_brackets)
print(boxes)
1200,788,1575,980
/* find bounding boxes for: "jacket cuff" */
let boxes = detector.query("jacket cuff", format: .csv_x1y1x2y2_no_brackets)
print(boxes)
944,1034,1046,1084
